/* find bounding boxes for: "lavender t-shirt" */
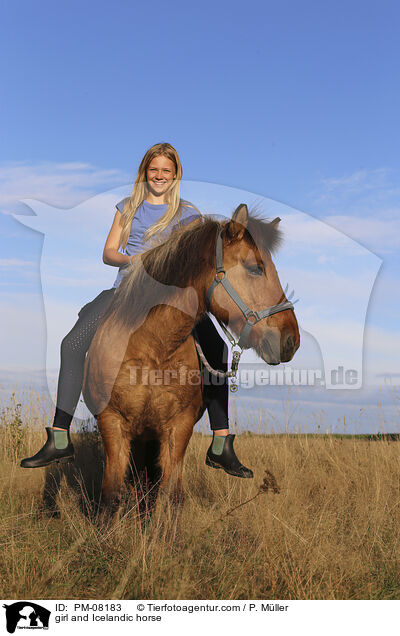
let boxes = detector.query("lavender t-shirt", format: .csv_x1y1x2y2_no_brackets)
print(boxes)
112,198,199,288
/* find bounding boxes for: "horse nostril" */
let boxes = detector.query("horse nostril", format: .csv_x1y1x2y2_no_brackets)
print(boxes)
281,333,296,361
286,335,295,350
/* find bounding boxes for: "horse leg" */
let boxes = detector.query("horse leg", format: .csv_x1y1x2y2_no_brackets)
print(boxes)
97,409,130,518
128,437,162,520
158,407,196,509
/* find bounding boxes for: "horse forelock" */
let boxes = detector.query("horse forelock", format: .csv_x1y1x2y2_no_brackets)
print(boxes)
243,210,283,255
101,210,282,330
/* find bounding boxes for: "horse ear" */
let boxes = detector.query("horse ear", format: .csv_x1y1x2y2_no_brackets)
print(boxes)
270,217,281,228
226,203,248,240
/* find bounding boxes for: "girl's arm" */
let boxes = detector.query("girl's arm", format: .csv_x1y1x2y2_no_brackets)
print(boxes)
103,210,138,266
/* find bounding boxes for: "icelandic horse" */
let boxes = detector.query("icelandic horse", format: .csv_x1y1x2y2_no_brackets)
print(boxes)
82,204,300,515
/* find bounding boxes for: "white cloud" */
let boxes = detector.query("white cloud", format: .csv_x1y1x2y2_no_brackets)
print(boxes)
281,265,381,314
0,160,130,213
0,258,36,268
307,167,400,254
279,211,367,256
315,168,400,203
321,213,400,254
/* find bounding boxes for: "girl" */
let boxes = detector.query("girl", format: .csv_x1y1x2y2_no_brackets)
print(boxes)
20,143,253,478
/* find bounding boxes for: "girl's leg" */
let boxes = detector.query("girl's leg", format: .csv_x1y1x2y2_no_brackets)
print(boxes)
20,289,115,468
193,315,253,478
54,288,116,427
194,313,229,432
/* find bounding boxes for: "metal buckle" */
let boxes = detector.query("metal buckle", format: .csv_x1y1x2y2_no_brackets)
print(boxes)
229,345,243,392
246,311,259,324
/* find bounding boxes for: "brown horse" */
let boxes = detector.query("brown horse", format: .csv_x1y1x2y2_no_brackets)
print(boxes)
82,204,300,514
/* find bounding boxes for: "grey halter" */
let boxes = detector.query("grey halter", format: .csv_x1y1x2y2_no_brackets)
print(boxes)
195,226,296,392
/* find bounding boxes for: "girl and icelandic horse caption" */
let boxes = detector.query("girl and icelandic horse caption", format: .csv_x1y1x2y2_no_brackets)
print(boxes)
83,203,300,514
83,204,300,508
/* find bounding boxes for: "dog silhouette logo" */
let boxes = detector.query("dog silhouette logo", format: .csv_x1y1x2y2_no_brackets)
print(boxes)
3,602,50,633
13,184,381,391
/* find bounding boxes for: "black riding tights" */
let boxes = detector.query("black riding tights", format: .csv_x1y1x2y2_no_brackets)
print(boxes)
54,288,229,431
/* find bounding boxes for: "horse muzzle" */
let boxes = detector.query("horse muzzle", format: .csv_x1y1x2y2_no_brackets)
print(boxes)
260,326,300,365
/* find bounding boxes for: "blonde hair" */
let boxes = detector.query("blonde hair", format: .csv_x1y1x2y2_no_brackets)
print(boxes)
118,142,198,250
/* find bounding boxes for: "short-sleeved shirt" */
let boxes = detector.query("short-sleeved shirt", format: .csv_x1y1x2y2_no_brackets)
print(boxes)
112,198,200,288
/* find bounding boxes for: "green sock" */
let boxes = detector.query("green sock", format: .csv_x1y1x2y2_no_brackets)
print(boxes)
53,429,68,450
211,434,226,455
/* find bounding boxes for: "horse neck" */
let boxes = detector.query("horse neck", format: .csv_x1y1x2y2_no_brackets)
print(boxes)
139,263,212,362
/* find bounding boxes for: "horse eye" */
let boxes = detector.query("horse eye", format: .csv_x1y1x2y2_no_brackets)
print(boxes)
247,265,263,276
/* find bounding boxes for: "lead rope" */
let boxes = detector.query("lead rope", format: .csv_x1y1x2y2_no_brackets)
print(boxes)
193,320,243,393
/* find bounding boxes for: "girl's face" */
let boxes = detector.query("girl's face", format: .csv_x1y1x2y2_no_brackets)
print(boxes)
146,155,177,197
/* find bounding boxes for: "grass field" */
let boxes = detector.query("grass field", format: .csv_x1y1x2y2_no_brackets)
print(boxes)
1,392,400,600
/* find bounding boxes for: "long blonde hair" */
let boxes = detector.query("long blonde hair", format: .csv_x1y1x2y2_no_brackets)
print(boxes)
119,142,197,250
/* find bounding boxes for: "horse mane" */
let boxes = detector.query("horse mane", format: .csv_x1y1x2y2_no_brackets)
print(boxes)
101,209,282,330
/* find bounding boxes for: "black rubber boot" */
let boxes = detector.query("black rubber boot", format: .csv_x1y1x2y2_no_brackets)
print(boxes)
205,433,254,478
20,427,74,468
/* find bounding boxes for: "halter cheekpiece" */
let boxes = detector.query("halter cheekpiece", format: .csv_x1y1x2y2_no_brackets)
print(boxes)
194,226,297,392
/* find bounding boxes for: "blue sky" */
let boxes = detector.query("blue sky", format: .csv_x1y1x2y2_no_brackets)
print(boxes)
0,0,399,430
1,0,399,193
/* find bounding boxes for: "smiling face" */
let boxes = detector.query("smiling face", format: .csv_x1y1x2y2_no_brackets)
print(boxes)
146,155,177,200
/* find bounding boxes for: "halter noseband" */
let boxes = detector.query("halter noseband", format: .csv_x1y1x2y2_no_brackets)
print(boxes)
205,227,295,350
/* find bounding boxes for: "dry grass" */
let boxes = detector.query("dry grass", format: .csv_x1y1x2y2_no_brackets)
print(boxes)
1,393,400,600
